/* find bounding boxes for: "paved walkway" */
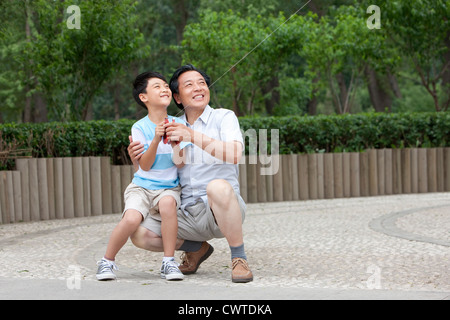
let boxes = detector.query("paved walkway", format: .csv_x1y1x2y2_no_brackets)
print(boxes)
0,193,449,300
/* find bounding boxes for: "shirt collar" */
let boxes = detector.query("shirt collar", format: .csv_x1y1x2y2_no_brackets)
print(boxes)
182,105,213,125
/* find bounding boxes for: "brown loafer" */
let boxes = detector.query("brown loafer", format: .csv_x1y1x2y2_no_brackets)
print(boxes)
231,258,253,283
179,242,214,275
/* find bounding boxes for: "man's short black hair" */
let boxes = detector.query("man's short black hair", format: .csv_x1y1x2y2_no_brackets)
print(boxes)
169,64,211,110
132,71,167,109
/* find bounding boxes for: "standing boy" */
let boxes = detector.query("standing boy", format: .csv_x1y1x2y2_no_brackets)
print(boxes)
96,71,190,281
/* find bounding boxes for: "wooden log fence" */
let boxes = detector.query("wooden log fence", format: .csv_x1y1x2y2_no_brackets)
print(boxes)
1,148,449,224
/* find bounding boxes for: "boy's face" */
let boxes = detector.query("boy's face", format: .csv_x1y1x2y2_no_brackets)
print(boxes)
173,71,210,111
139,78,172,109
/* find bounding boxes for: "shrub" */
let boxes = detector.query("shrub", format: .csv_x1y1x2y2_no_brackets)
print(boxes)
1,112,449,170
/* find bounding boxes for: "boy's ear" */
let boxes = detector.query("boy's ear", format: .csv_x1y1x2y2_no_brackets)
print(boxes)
139,93,147,103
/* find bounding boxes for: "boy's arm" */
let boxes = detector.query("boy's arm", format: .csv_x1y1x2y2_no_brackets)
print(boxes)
138,122,165,172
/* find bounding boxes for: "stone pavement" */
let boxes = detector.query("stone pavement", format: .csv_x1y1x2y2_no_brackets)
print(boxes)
0,193,449,300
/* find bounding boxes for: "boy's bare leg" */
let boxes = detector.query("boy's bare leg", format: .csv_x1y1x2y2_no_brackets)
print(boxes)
158,196,178,257
104,209,143,261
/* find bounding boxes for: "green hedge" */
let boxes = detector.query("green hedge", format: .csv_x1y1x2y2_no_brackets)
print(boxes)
1,112,449,170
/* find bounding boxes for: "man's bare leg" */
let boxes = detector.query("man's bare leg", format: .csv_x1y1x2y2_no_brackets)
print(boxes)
206,179,253,283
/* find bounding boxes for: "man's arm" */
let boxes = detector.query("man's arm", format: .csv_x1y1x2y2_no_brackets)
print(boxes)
166,123,243,164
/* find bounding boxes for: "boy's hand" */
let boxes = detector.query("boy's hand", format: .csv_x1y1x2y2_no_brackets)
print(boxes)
153,122,166,141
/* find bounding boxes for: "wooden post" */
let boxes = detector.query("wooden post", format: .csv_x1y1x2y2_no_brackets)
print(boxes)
12,171,22,223
72,157,84,218
282,155,293,201
359,151,369,197
111,165,122,213
368,149,378,196
445,148,450,192
46,159,55,220
436,148,445,192
273,157,284,202
342,153,351,197
418,148,428,193
410,148,419,193
317,153,324,199
308,154,318,200
291,154,300,201
239,162,248,203
384,149,393,195
82,157,91,217
256,161,267,203
63,157,75,219
54,158,64,219
350,153,360,197
101,157,113,215
37,158,49,220
427,148,437,192
333,153,343,198
298,154,309,200
29,159,40,221
377,149,385,195
246,163,258,203
392,149,402,194
16,159,30,222
401,149,411,194
90,157,102,216
324,153,334,199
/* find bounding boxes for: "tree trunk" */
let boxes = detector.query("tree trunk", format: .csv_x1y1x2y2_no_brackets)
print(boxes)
365,66,392,112
262,76,280,115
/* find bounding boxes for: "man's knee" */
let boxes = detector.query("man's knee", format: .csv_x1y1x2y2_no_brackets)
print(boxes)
130,226,157,249
207,179,234,204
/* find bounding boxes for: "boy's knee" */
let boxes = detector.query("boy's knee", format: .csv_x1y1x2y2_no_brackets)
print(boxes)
158,196,177,214
122,209,143,226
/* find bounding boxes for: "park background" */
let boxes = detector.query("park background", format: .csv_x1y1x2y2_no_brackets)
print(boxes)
0,0,450,223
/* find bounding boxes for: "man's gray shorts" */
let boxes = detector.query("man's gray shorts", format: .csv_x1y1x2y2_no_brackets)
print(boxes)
141,190,246,242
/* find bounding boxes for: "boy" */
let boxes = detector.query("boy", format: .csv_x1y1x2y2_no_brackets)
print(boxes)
96,71,190,281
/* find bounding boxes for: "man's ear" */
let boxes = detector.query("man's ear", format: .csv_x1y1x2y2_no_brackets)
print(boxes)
173,93,181,104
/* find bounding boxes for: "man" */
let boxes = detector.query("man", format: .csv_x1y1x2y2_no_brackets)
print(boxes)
128,64,253,283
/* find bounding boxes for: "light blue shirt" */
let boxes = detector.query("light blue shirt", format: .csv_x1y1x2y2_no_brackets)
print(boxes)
131,115,191,190
178,105,245,213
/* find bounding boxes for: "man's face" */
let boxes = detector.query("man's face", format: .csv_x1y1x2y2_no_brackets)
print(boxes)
174,71,210,111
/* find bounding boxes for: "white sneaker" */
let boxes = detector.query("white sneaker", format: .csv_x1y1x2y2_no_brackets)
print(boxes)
96,258,118,281
160,259,184,281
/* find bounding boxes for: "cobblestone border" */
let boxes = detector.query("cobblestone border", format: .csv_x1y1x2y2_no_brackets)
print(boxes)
369,204,450,247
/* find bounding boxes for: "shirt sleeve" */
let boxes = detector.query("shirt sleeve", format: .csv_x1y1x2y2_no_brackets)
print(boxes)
131,125,149,153
219,111,244,147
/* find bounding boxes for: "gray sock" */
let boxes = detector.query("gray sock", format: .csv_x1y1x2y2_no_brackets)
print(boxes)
230,243,247,260
179,240,203,252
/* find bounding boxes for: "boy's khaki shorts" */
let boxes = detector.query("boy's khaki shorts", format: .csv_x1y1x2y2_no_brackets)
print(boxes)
141,189,246,242
123,183,181,221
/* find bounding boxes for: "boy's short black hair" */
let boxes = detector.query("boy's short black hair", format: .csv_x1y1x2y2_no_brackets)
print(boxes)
132,71,167,109
169,64,211,110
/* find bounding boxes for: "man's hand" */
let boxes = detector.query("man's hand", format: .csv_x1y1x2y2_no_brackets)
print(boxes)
165,121,193,143
128,136,144,163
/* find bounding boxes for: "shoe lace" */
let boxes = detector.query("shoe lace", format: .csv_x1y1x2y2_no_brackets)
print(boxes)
98,259,118,272
232,258,249,270
164,260,181,274
180,252,190,266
